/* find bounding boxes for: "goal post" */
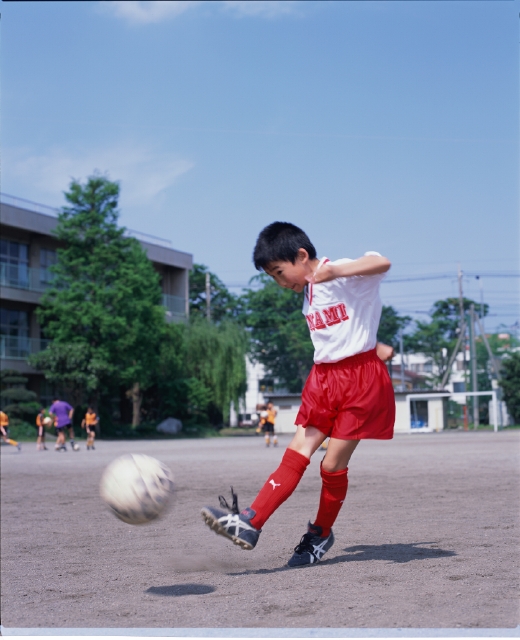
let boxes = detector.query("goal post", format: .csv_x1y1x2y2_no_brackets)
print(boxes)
406,391,499,433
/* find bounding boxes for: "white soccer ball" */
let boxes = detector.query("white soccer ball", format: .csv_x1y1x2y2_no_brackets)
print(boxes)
73,443,80,451
100,454,174,525
43,416,53,426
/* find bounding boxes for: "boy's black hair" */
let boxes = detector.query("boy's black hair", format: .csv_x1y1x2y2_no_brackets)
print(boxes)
253,222,317,271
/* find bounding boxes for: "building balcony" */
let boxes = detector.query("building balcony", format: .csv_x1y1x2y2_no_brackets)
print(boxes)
0,264,53,294
1,336,50,360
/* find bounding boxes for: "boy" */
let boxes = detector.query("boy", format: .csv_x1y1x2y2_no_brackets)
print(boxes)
201,222,395,567
0,410,21,451
35,408,48,451
82,407,99,450
49,397,75,451
261,402,278,447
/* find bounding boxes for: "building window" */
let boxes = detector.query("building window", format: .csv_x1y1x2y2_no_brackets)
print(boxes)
259,379,274,393
0,239,29,288
453,382,466,393
40,248,57,285
0,309,30,358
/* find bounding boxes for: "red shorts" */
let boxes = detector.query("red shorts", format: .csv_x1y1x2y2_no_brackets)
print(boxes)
295,349,395,440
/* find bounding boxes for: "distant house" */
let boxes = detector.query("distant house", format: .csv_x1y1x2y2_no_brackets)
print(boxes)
0,193,193,403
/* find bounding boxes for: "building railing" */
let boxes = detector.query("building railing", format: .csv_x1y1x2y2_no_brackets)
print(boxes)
162,294,186,318
0,336,50,360
0,264,54,293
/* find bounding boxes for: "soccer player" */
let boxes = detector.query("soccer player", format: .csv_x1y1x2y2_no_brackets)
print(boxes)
49,397,75,452
35,408,48,451
82,407,99,450
261,402,278,447
202,222,395,567
0,410,21,451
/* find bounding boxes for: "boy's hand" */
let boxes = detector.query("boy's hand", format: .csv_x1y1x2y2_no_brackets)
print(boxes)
305,262,337,285
376,342,394,363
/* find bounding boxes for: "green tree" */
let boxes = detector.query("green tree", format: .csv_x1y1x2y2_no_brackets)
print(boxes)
29,343,110,409
501,352,520,423
189,264,239,322
377,305,411,349
405,297,489,386
0,370,40,424
184,318,248,424
36,174,165,426
239,274,313,392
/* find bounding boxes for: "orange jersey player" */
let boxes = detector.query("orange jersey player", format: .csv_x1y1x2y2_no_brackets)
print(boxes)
0,410,21,452
82,407,99,450
260,402,278,448
35,408,48,451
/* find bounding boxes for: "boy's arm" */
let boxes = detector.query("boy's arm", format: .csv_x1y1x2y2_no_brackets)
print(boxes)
306,255,391,284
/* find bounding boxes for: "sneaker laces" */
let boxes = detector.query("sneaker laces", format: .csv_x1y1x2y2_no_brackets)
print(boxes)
293,532,317,556
218,486,240,514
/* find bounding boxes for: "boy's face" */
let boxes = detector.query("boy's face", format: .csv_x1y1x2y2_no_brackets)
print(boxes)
264,250,312,293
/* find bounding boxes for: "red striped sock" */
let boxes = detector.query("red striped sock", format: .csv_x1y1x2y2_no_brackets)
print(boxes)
250,448,310,530
313,465,348,537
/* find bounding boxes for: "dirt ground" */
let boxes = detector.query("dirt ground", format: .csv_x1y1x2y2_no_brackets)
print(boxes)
1,430,519,631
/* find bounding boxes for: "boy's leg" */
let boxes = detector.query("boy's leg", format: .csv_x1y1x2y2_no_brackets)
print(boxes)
249,425,327,529
201,425,326,549
287,439,359,567
313,438,359,536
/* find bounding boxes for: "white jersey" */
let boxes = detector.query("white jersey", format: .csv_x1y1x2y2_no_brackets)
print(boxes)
302,253,385,364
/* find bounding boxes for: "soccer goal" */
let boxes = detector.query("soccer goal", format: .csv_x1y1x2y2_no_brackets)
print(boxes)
406,391,500,433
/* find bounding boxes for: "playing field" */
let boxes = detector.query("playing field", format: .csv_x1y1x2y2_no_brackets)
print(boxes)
1,431,518,631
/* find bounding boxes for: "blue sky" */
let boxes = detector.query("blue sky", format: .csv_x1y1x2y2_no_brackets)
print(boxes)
3,1,518,332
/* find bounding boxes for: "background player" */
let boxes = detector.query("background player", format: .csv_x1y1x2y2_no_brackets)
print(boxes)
35,407,48,451
49,397,75,451
0,410,21,451
261,402,278,447
82,406,99,450
202,222,395,567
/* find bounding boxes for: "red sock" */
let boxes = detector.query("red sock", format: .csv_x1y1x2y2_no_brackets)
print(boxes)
313,465,348,537
250,448,310,530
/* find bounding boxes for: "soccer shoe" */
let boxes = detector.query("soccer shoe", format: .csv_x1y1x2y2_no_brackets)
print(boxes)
201,488,261,550
287,522,335,567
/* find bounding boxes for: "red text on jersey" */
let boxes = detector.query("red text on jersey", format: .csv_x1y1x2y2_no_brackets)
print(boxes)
305,303,349,331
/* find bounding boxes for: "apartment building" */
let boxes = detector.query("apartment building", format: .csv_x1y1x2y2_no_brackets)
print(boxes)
0,194,192,399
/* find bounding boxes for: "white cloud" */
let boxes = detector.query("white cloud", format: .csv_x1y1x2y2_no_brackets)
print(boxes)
99,0,299,24
221,1,299,18
99,1,200,25
5,143,194,209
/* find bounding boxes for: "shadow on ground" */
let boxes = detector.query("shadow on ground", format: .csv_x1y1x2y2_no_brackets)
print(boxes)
146,584,216,596
227,542,456,576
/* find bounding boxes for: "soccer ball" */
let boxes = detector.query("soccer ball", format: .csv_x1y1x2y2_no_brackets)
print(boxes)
43,416,53,426
99,454,174,525
72,443,80,451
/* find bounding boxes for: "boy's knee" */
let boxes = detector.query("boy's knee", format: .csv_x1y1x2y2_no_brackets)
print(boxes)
321,458,346,473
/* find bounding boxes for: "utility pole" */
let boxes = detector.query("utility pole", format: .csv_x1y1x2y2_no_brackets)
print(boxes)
399,328,405,391
457,264,465,330
469,304,479,428
476,275,485,331
205,272,211,321
457,262,468,431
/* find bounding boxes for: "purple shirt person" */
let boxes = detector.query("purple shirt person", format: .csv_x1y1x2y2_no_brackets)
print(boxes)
49,400,74,427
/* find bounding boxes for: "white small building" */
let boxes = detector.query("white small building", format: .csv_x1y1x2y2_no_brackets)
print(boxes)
394,391,448,433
